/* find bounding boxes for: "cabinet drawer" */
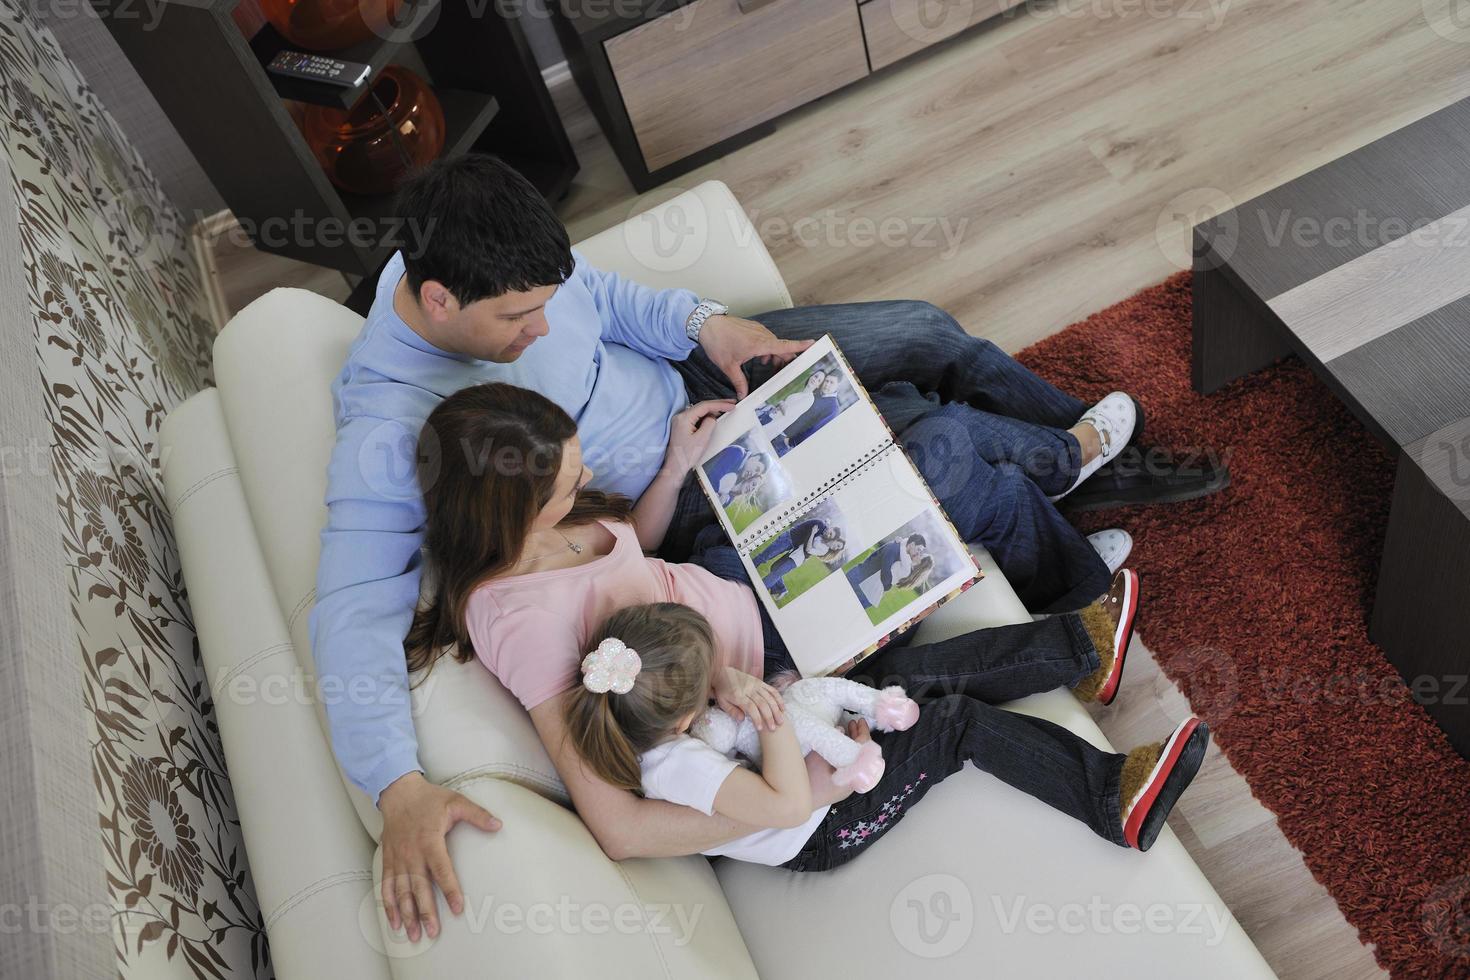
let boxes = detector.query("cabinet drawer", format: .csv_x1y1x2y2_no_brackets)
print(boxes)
860,0,1011,71
605,0,869,172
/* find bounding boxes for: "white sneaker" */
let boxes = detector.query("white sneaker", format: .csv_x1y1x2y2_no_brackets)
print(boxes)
1052,392,1138,500
1088,528,1133,573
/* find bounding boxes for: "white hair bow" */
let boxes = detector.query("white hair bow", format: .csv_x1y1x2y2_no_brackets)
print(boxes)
581,638,642,695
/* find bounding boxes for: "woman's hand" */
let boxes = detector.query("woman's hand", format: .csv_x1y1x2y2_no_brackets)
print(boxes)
713,667,786,731
665,399,735,476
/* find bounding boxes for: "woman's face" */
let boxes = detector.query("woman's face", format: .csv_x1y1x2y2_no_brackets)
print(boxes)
804,370,827,393
533,436,591,530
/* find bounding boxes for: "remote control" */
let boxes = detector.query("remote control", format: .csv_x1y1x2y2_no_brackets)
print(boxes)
266,51,371,89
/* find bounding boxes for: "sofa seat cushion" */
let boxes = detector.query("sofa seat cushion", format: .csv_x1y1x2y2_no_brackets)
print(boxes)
717,550,1275,977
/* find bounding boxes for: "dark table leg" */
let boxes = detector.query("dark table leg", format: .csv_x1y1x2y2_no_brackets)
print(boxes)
1370,448,1470,758
1191,253,1295,395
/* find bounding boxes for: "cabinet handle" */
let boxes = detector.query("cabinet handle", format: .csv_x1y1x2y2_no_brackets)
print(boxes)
737,0,779,12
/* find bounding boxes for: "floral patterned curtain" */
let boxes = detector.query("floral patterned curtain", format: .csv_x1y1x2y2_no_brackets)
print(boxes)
4,3,269,977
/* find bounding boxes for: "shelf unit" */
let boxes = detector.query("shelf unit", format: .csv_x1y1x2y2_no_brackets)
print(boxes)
98,0,577,285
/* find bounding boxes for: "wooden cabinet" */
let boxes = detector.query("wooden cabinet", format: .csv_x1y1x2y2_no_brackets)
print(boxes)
860,0,1015,71
554,0,1013,191
605,0,869,172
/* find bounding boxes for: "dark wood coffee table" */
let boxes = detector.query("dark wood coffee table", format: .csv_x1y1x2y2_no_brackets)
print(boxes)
1191,98,1470,757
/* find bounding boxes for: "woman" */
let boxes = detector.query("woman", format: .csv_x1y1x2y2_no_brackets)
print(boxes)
759,368,826,447
405,382,1206,863
756,518,846,600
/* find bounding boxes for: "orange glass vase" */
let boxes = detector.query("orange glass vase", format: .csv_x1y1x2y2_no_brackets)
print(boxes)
301,66,446,197
261,0,403,52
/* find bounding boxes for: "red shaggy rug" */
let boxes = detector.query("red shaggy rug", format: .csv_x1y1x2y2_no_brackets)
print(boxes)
1017,273,1470,979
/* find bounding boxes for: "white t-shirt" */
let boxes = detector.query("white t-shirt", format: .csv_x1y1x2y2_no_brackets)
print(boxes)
640,735,829,866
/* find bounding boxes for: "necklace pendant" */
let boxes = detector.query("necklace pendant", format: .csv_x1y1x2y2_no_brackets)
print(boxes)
568,541,584,554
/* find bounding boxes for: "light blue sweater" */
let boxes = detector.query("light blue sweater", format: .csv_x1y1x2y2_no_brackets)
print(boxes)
309,251,698,801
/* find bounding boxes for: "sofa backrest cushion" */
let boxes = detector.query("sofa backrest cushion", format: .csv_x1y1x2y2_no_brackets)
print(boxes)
211,287,563,836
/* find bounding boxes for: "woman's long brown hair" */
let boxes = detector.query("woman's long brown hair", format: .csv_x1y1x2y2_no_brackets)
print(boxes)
404,383,631,677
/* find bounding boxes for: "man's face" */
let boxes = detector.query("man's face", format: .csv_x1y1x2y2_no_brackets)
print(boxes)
462,284,559,362
423,281,559,362
820,375,841,396
906,540,927,562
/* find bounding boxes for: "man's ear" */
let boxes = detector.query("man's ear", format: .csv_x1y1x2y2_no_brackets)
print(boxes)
418,279,458,322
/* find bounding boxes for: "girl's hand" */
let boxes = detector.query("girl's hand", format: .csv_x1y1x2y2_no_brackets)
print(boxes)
666,400,735,476
714,667,786,731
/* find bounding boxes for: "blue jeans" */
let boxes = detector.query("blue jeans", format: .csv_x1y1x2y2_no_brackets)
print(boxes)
668,300,1111,613
688,531,1129,866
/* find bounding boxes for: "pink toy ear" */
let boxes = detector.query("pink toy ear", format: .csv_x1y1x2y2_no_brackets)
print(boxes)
874,688,920,731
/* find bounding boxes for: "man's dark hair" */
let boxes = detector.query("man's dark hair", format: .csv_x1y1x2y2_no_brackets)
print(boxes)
907,534,927,548
394,154,574,305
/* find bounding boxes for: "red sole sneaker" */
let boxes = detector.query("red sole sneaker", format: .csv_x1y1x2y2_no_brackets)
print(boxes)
1123,716,1210,851
1098,568,1139,706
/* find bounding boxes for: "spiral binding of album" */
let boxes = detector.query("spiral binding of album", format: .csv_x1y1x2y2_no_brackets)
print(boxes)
733,440,897,553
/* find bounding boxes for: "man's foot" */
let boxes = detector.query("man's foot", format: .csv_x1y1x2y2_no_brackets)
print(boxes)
1053,393,1137,501
1073,568,1138,706
1087,528,1133,573
1059,446,1230,513
1120,718,1210,851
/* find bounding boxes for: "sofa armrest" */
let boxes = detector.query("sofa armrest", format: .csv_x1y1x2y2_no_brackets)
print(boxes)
370,777,757,980
572,181,795,316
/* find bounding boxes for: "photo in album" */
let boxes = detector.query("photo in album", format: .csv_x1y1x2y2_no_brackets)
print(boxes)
752,499,851,609
842,509,970,626
753,352,860,457
701,430,792,533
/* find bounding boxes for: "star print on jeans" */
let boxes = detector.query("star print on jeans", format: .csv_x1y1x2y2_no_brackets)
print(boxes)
830,772,928,851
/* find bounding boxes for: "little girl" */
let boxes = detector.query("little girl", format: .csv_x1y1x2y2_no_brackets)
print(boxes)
407,382,1209,868
565,600,1207,871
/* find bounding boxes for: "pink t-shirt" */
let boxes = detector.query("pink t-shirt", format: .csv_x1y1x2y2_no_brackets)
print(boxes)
467,521,764,711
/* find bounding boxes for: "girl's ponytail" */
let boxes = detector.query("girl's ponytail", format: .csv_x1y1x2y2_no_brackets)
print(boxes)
561,604,717,792
564,687,644,792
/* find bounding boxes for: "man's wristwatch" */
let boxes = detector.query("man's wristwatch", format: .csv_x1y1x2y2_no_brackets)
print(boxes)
685,299,728,344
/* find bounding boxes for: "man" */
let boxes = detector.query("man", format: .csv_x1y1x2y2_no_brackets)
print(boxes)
705,442,768,505
309,154,1185,942
756,518,846,599
847,534,928,609
779,371,845,450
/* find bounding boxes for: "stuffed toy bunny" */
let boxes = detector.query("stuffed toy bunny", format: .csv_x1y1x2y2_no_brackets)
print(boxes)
691,677,920,793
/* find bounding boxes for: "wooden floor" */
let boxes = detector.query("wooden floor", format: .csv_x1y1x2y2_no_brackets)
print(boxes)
201,2,1470,976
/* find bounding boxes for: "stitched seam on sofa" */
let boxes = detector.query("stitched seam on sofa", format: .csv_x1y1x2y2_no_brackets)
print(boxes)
286,587,317,632
170,467,240,512
609,858,674,979
440,775,677,977
263,869,374,929
209,641,294,693
444,764,565,798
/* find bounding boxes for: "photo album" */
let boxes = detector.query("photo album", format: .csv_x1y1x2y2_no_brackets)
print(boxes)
695,335,981,677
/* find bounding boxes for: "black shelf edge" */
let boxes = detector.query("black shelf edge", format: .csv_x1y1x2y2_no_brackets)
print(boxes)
249,0,443,109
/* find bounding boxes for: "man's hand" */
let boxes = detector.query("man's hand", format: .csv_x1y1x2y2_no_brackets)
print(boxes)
698,314,813,399
378,771,501,942
806,749,856,807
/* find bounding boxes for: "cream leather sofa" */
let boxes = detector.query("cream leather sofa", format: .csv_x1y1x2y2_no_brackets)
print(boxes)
160,182,1275,979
